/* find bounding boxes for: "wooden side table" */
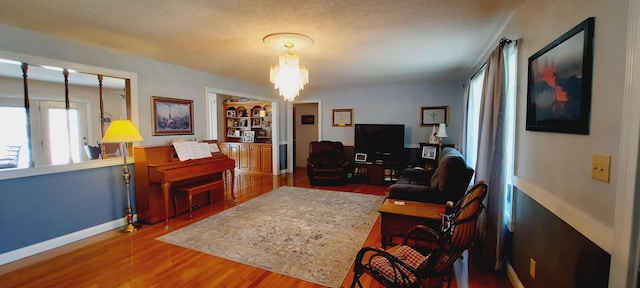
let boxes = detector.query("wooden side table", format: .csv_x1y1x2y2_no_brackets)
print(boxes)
379,199,446,248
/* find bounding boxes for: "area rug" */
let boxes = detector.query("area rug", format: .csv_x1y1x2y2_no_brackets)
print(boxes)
156,186,384,287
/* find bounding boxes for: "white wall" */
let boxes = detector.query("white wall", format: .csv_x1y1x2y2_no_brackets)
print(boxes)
300,81,466,149
502,0,628,250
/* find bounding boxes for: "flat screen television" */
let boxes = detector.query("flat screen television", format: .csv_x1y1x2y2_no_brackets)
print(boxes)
354,124,405,160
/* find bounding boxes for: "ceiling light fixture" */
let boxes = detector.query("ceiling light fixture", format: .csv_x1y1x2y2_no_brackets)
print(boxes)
263,33,313,101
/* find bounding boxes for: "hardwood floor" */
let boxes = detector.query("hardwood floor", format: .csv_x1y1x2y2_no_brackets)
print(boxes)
0,170,511,287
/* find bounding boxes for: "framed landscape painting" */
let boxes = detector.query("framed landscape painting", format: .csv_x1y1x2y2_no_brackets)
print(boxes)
151,96,194,135
526,17,595,135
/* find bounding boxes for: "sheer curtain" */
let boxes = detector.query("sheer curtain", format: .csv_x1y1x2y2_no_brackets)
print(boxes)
466,39,517,271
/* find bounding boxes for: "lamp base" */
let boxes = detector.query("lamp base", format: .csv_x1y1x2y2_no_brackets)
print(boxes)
120,222,141,233
119,206,141,233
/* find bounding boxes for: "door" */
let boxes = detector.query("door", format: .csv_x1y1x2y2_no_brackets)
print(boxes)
293,102,319,169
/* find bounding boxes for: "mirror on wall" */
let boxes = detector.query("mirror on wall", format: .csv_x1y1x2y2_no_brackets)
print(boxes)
0,58,129,170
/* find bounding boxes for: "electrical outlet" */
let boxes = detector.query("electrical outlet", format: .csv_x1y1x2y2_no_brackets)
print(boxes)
591,154,611,183
529,258,536,279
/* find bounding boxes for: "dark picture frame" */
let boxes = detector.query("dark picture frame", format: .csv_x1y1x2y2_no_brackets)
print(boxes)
526,17,595,135
151,96,194,135
301,115,314,125
420,106,448,126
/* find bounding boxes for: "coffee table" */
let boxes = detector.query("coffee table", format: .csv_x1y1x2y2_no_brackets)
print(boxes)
379,198,446,248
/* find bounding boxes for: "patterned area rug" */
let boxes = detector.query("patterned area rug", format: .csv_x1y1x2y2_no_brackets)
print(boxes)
157,186,384,287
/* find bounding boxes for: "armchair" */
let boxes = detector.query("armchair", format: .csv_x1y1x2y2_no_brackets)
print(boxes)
306,141,349,185
351,181,487,288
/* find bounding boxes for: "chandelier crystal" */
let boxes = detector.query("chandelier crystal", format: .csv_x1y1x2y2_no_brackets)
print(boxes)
264,33,313,102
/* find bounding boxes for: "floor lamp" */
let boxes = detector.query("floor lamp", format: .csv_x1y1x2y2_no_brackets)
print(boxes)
102,120,144,233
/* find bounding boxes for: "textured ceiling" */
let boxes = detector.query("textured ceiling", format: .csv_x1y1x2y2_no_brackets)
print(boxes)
0,0,523,91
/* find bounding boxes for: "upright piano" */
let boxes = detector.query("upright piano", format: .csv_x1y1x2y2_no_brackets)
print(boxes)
134,145,235,228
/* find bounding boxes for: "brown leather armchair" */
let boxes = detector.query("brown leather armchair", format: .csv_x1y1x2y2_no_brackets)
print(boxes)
306,141,350,185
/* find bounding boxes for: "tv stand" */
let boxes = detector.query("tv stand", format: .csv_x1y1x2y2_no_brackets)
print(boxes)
353,162,401,186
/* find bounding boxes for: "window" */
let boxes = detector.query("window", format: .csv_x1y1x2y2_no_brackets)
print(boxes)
0,106,29,168
503,41,518,228
464,67,485,177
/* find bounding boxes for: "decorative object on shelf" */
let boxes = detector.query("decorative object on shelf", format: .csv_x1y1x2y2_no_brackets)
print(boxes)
355,153,367,163
436,123,448,150
301,114,314,125
332,108,353,127
242,130,255,143
151,96,193,136
420,106,448,126
526,17,594,135
263,32,313,101
428,125,439,144
101,119,144,233
421,145,437,160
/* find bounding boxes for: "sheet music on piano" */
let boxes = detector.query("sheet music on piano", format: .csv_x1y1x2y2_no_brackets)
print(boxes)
172,141,212,161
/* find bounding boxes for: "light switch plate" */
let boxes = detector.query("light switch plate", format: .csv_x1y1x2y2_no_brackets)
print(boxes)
592,154,611,183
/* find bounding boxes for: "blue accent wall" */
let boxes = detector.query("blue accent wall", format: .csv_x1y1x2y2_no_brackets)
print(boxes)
0,165,132,253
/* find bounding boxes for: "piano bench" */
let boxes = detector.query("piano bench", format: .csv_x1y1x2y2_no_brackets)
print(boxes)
174,180,224,220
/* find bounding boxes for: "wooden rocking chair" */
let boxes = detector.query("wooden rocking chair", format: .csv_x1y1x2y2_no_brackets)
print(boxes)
350,181,488,288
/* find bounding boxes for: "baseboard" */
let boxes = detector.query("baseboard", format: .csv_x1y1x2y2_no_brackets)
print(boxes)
0,216,131,266
506,260,524,288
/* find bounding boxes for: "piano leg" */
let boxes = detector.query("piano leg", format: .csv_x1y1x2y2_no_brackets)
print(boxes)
229,168,235,200
161,182,171,229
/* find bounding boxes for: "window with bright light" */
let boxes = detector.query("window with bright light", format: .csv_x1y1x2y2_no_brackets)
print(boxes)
0,106,29,168
48,108,81,165
464,67,486,177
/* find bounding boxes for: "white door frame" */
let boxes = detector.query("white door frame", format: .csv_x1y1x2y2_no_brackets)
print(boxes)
610,0,640,286
287,98,321,173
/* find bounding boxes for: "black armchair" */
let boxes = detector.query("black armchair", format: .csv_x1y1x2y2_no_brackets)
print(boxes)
306,141,349,185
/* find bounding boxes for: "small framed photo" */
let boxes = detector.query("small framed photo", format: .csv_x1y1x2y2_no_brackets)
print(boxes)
355,153,367,162
332,108,353,127
421,145,437,160
151,96,193,135
242,131,255,143
421,106,448,127
202,140,223,156
301,115,314,125
226,109,236,117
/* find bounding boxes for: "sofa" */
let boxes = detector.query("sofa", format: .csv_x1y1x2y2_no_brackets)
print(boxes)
387,147,474,204
306,141,350,185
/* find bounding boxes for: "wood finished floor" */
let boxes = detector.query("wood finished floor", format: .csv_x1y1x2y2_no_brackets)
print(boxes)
0,169,511,288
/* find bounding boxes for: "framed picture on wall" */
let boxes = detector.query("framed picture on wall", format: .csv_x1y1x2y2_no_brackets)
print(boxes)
526,17,594,135
332,108,353,127
301,115,314,125
421,106,448,126
151,96,194,135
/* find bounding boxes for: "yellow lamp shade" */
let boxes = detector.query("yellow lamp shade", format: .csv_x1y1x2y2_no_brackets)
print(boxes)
102,120,144,143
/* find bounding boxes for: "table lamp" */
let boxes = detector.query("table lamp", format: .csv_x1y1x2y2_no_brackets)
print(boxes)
436,123,448,151
102,119,144,233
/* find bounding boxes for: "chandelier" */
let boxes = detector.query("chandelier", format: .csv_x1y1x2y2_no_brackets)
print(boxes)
264,33,313,101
